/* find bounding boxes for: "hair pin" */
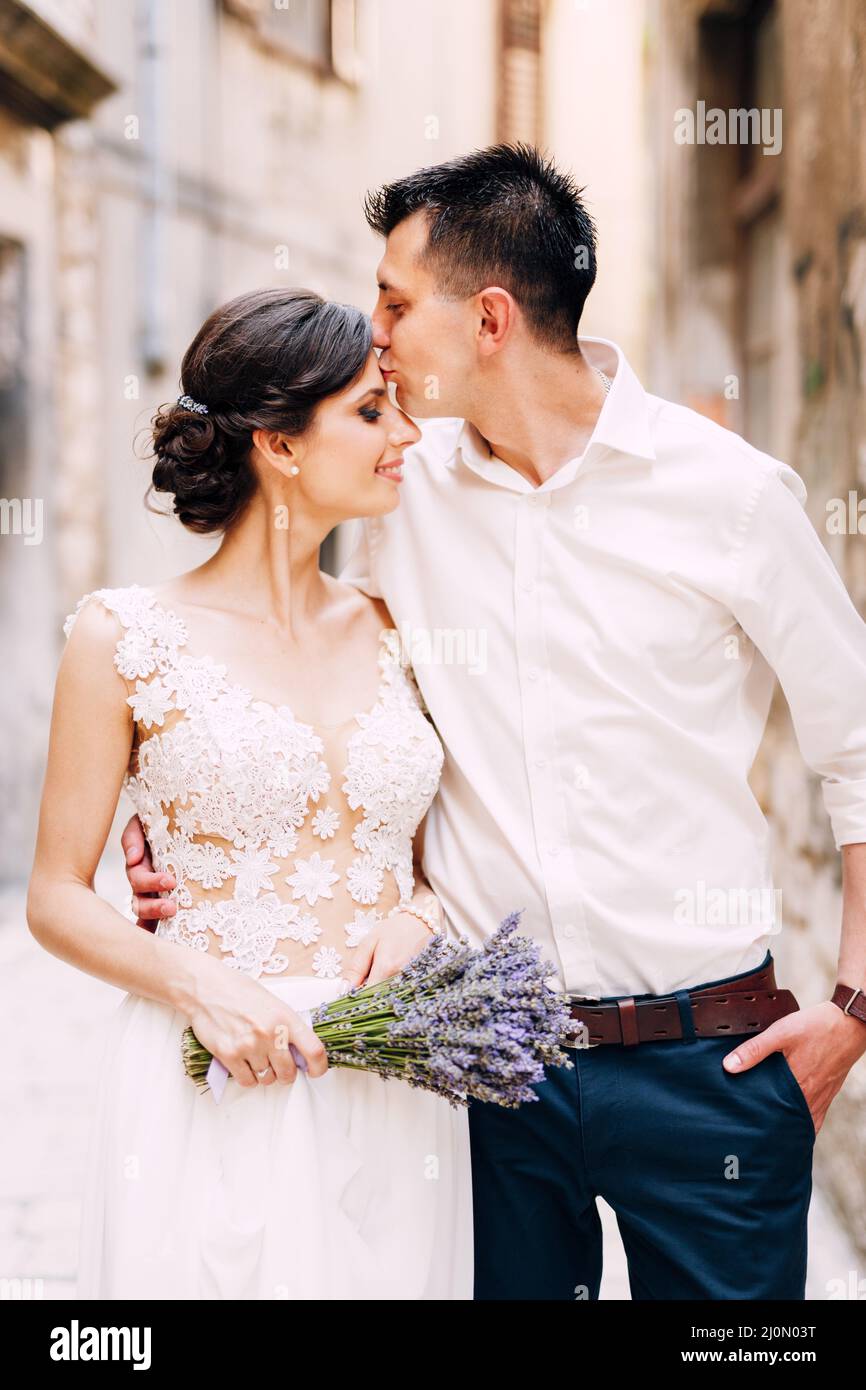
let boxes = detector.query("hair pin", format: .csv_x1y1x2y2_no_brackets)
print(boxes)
177,394,209,414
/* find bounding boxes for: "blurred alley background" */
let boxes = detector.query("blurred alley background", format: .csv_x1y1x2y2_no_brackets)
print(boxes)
1,0,864,1298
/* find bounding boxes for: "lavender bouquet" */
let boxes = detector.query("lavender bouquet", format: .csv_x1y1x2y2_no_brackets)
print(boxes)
181,910,575,1109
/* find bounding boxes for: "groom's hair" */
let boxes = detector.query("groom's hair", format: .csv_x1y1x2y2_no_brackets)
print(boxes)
363,143,597,353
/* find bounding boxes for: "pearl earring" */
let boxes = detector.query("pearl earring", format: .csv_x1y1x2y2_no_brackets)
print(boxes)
289,465,300,476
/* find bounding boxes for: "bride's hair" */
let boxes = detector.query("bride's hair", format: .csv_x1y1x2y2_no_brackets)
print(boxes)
148,287,372,534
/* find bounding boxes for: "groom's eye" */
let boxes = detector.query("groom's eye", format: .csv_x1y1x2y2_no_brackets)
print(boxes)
386,303,403,314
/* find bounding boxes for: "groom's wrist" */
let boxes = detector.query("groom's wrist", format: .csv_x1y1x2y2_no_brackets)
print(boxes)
831,981,866,1028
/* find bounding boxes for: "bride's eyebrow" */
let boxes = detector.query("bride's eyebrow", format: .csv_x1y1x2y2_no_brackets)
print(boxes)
353,386,387,405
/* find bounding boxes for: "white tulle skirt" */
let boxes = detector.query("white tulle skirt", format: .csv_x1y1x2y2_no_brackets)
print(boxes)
75,974,474,1300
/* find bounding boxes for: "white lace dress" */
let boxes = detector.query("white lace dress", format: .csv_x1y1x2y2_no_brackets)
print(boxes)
65,585,473,1300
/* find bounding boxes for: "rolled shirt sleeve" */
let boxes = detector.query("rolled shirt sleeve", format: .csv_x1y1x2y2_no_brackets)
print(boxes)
731,463,866,848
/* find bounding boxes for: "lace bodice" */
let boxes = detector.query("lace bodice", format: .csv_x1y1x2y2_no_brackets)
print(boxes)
64,585,445,982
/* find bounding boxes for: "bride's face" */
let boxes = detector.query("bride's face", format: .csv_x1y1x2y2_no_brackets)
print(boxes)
284,350,421,521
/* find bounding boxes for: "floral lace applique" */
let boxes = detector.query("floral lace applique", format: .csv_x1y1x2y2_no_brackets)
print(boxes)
63,585,445,981
312,945,343,979
342,627,443,905
344,908,382,948
285,852,340,906
311,807,341,839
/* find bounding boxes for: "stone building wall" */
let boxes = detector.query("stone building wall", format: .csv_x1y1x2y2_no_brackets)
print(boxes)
651,0,866,1259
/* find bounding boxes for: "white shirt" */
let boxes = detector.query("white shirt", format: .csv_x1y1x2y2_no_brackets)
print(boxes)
340,336,866,999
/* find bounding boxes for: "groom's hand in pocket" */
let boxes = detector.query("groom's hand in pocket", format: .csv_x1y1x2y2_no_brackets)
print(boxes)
121,812,177,931
721,1001,866,1136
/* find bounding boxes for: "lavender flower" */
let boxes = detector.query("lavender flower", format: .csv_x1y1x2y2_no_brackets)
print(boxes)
182,909,575,1109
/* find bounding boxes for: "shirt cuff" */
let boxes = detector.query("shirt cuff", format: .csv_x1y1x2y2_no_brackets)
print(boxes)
821,777,866,848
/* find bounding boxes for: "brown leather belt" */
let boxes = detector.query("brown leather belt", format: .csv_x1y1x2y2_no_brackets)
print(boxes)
564,958,799,1047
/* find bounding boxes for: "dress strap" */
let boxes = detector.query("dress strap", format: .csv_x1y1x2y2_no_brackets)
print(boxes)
377,626,433,718
63,584,188,682
377,627,407,680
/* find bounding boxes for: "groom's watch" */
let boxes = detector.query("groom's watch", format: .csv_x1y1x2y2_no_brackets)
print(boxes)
831,982,866,1027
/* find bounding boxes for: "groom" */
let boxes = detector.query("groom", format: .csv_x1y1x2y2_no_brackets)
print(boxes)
124,144,866,1299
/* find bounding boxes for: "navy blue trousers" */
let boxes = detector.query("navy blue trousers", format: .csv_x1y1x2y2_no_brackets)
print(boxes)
468,950,816,1300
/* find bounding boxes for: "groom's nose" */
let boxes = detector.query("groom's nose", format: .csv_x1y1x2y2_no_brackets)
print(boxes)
371,312,390,350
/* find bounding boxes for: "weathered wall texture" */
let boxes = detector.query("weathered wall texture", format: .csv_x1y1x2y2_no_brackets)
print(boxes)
652,0,866,1260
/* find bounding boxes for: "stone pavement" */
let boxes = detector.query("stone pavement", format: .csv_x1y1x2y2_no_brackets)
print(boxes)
0,867,860,1301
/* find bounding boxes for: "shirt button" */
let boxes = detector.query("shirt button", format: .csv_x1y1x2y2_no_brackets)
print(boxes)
521,582,534,594
547,846,559,856
527,667,540,681
535,757,546,768
562,924,577,939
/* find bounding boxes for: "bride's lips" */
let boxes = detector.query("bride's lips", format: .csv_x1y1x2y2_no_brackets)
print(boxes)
375,456,404,482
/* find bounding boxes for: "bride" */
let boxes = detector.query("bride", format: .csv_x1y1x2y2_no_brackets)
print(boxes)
26,287,474,1300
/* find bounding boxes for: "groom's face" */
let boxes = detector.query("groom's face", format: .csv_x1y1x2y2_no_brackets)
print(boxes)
372,211,474,419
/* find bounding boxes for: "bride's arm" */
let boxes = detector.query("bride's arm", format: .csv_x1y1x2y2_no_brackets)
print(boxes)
28,598,328,1084
26,600,206,1014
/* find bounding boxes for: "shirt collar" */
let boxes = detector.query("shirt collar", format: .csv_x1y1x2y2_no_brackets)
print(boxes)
454,335,656,493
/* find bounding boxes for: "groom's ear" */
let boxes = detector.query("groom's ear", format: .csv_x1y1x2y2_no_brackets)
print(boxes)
475,286,516,356
252,427,301,479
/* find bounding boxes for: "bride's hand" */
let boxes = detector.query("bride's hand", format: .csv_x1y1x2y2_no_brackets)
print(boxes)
343,912,435,990
186,956,329,1088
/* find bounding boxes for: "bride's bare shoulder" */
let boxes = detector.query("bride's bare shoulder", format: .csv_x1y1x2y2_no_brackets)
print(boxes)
63,594,124,649
57,595,132,707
